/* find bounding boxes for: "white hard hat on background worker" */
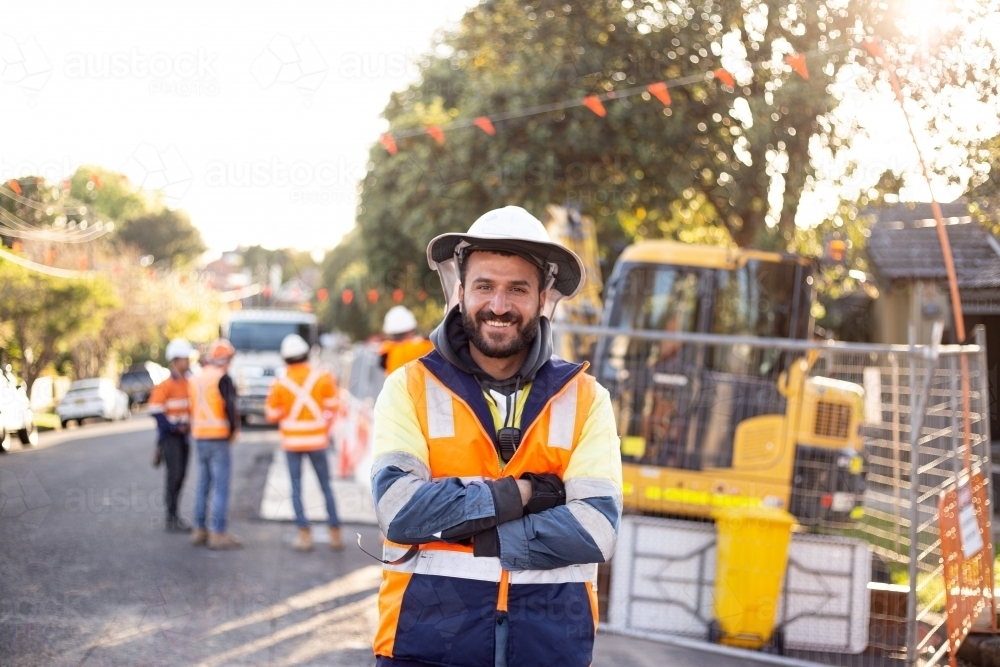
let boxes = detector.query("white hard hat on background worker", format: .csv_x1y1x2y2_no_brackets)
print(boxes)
279,334,310,361
165,339,194,362
382,306,418,336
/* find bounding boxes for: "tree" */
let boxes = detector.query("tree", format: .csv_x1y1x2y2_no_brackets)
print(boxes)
115,208,206,268
967,133,1000,236
355,0,898,288
0,259,118,388
69,166,207,268
69,166,150,225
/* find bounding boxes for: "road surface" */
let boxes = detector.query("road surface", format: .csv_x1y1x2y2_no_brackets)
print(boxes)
0,419,797,667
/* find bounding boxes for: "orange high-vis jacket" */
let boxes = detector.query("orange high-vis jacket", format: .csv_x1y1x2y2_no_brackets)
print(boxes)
370,353,622,666
189,366,231,440
264,362,337,451
379,337,434,376
148,375,190,426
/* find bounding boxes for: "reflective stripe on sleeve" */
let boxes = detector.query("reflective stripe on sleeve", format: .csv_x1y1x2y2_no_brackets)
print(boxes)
565,477,623,510
567,501,617,562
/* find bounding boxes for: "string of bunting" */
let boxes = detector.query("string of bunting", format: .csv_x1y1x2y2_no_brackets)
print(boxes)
377,40,880,155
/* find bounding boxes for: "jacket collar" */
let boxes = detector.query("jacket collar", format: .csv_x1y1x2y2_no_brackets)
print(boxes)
419,349,584,447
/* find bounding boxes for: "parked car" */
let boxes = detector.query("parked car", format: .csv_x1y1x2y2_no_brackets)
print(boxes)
0,366,38,452
119,361,170,407
56,379,131,428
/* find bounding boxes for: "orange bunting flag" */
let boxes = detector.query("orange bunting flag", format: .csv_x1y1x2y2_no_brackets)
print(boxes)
647,82,672,106
582,95,607,117
426,126,445,145
863,37,886,60
367,288,380,303
392,289,404,303
713,68,735,88
785,53,809,79
379,134,398,155
473,116,496,136
6,179,22,196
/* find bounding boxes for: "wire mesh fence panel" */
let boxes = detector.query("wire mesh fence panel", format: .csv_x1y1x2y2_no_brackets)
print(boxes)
555,324,993,667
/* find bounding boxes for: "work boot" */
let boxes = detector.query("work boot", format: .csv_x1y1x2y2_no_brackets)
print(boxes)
208,532,243,550
292,527,313,552
329,526,344,552
166,516,192,533
190,528,208,546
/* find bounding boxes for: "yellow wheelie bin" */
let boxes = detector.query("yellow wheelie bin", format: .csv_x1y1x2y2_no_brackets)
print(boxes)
709,506,797,650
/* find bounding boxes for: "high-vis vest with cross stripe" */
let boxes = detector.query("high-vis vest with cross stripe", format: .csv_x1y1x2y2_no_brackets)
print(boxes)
373,358,600,664
265,363,337,452
189,366,231,440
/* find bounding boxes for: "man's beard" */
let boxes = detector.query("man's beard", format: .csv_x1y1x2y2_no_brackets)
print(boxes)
461,305,541,359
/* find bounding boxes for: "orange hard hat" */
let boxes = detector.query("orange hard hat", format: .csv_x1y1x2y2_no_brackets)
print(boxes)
206,338,236,363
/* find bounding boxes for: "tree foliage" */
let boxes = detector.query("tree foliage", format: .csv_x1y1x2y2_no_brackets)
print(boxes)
0,260,118,388
69,166,206,267
355,0,896,291
116,208,206,268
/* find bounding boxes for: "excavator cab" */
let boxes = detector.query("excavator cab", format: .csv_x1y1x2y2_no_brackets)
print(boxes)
591,241,865,526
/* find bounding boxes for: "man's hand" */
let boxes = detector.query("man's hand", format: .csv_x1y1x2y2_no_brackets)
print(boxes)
229,430,240,445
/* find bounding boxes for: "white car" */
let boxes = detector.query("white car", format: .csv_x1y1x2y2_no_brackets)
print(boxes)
56,379,131,428
0,367,38,452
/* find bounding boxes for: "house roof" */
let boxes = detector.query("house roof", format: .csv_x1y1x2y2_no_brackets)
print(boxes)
867,221,1000,288
867,201,971,227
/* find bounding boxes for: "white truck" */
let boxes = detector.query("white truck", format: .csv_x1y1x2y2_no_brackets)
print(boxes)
221,309,318,423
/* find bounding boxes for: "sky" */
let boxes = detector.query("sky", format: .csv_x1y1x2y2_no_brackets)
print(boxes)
3,1,998,257
2,0,476,257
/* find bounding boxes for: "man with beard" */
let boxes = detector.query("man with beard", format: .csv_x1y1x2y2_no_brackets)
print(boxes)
370,206,622,667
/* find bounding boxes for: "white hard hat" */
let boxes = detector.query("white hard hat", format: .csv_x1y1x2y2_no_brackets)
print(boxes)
383,306,418,335
426,206,586,319
280,334,310,360
164,338,194,361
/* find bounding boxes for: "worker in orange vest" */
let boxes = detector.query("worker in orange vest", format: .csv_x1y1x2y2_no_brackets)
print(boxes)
265,333,342,552
148,338,195,533
378,305,434,376
189,338,242,550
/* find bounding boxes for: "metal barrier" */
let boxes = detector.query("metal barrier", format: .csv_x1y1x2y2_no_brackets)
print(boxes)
553,323,994,666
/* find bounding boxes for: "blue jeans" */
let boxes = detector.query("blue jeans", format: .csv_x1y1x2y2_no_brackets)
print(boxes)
194,439,232,533
286,448,339,529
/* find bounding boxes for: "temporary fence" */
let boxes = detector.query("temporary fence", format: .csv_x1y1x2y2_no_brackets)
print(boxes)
553,322,994,667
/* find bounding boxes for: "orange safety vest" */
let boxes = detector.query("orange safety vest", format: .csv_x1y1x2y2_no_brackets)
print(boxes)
374,358,600,660
148,374,189,426
264,363,337,451
379,337,434,375
189,366,231,440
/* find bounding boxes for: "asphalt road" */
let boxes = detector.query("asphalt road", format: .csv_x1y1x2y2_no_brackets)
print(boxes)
0,419,791,667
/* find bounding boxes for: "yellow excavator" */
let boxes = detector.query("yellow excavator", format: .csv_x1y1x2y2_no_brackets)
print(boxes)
546,209,866,526
546,208,867,651
593,241,866,526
